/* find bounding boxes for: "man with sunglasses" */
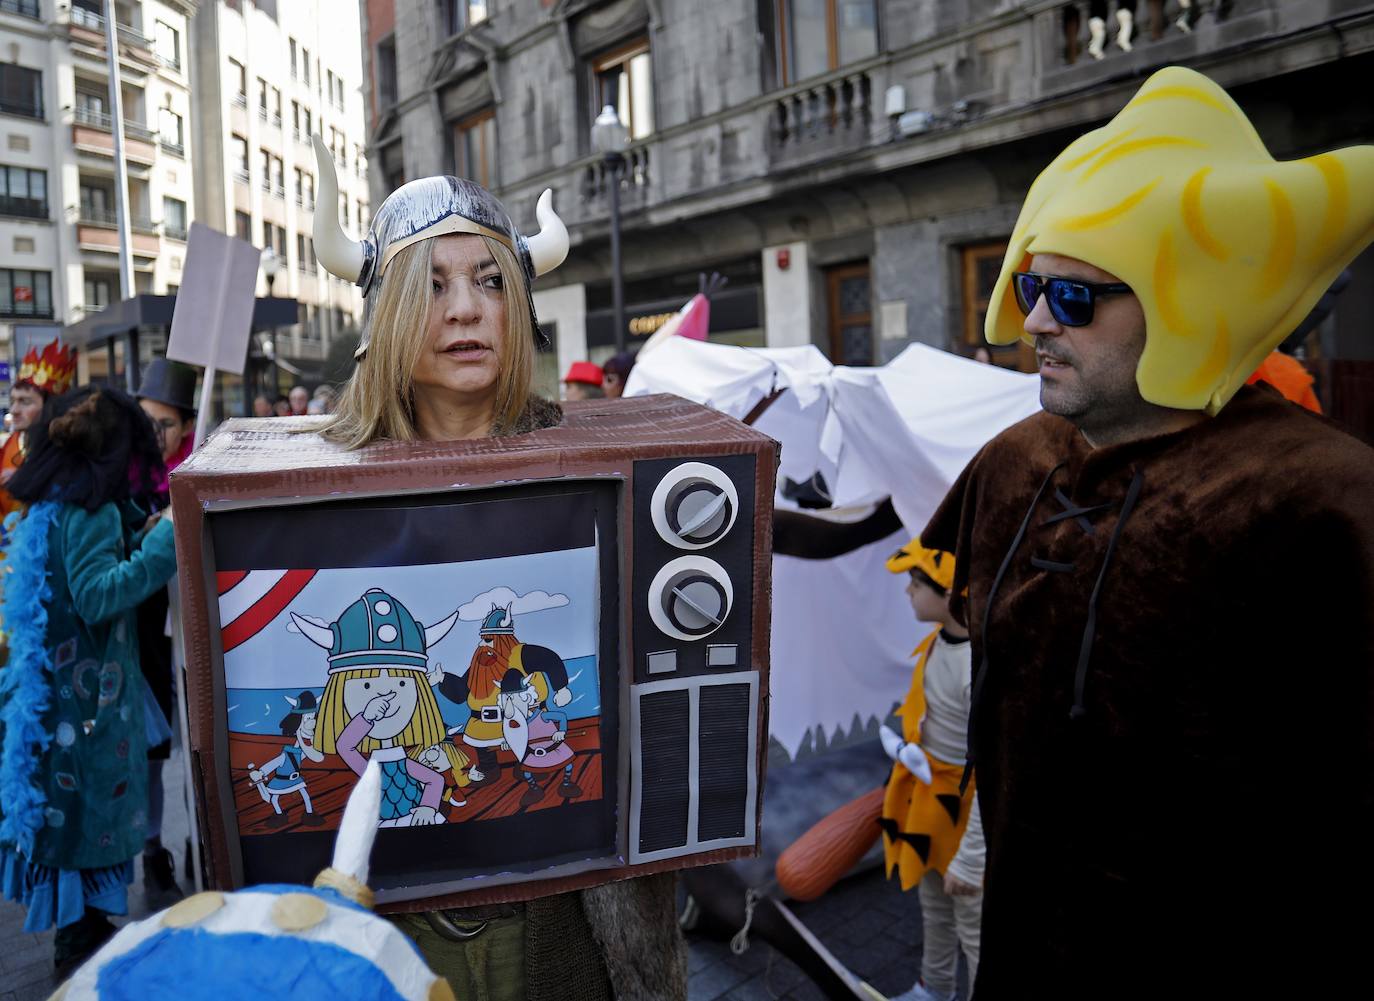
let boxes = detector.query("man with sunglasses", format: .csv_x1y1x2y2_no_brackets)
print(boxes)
920,67,1374,998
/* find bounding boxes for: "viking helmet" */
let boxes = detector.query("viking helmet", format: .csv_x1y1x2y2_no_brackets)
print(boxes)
54,761,456,999
986,66,1374,414
290,588,458,674
311,135,569,358
479,603,515,636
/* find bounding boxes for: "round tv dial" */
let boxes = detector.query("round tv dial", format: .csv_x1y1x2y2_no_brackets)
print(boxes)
651,462,740,549
649,556,735,641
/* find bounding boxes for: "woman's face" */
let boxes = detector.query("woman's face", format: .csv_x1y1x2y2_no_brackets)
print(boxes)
413,234,508,408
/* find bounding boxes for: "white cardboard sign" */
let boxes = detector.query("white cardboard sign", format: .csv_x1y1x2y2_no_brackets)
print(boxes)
166,222,261,376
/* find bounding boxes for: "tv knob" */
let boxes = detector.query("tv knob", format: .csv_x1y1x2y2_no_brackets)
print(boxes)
649,556,735,641
650,462,740,550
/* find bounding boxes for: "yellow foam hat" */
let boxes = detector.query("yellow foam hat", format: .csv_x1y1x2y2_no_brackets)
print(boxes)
886,538,956,592
986,66,1374,414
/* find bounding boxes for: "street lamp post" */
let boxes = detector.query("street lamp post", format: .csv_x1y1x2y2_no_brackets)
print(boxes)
591,105,630,354
261,248,283,404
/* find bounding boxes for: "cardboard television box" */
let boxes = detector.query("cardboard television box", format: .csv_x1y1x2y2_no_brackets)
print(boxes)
169,394,777,910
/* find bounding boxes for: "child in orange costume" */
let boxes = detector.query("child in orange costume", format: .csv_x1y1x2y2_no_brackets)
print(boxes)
880,540,983,1001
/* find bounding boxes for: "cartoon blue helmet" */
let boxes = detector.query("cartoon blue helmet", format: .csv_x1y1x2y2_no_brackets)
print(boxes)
291,589,458,674
479,603,515,636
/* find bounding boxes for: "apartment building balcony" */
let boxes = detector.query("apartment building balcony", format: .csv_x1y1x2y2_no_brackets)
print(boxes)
66,6,161,73
76,208,161,256
580,140,653,213
769,63,876,171
72,107,159,164
0,194,48,221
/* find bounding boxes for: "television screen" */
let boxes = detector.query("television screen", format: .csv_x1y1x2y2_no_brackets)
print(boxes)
204,481,621,901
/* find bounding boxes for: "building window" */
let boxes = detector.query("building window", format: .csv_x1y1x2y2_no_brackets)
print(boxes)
229,58,247,105
355,145,366,178
960,241,1032,371
334,75,345,111
593,39,653,141
439,0,488,34
271,87,282,126
163,197,187,240
262,221,286,254
380,140,404,191
257,77,269,118
289,38,297,79
234,210,252,242
4,0,40,20
79,180,112,222
376,36,397,108
777,0,878,85
450,109,495,188
0,268,54,319
154,20,181,70
159,108,184,155
75,87,107,127
0,165,48,220
0,64,44,120
231,134,249,181
83,271,115,313
358,199,368,230
301,46,311,86
296,233,316,273
825,261,872,366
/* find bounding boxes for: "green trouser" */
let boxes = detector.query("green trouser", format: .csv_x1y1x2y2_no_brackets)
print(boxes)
391,910,527,1001
390,895,613,1001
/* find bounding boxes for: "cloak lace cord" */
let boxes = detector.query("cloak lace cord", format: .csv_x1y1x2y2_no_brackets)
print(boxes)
1068,468,1145,720
961,463,1065,795
730,887,763,955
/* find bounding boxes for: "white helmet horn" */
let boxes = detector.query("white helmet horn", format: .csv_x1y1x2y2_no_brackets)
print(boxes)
311,133,365,283
526,189,569,277
290,612,335,651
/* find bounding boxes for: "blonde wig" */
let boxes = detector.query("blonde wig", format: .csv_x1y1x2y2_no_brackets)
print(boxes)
314,666,446,757
322,234,535,449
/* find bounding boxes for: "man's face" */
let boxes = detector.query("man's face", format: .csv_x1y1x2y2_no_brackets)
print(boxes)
253,396,274,418
1024,253,1149,436
9,386,44,432
140,398,191,462
563,381,591,402
289,387,308,414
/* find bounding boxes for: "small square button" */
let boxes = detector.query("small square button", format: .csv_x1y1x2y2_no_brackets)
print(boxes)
706,644,737,667
647,650,677,674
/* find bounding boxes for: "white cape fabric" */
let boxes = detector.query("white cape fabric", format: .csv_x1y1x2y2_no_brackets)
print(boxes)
625,339,1042,756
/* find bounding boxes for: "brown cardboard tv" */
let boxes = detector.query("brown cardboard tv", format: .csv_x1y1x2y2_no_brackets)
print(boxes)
169,394,777,911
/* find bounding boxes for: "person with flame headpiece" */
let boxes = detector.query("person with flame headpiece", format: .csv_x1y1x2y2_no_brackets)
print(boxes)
304,136,686,999
922,67,1374,997
1,337,77,522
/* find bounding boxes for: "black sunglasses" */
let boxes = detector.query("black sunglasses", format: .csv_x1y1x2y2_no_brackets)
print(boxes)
1013,271,1132,328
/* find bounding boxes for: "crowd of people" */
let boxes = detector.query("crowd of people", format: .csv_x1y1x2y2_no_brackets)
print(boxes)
251,382,338,418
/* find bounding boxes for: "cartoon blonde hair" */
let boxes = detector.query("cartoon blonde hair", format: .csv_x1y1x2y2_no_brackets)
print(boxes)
408,739,470,773
322,235,535,448
314,667,446,757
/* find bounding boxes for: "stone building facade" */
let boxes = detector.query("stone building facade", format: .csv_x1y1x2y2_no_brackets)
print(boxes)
358,0,1374,395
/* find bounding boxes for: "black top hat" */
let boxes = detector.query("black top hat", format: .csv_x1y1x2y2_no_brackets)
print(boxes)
499,669,527,695
136,357,198,413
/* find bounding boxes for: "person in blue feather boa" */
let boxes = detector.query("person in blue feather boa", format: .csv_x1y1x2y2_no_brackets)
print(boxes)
0,385,178,978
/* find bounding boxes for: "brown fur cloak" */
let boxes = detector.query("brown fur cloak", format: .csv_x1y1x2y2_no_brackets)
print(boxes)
923,385,1374,998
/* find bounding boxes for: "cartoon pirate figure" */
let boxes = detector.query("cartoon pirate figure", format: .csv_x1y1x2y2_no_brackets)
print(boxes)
291,588,458,827
439,603,572,787
410,736,473,809
248,691,326,829
498,669,582,808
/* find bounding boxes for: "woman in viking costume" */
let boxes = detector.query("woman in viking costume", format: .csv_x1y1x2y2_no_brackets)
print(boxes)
306,138,687,1000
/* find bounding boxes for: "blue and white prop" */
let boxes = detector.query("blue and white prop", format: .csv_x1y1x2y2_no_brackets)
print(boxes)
54,760,454,1001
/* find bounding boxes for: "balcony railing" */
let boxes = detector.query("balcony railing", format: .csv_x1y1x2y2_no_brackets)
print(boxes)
0,0,41,21
233,92,248,108
0,195,47,219
582,143,652,202
770,67,873,162
69,6,154,50
123,119,157,142
75,105,112,129
233,168,250,184
78,206,158,234
1,303,54,320
161,138,185,157
164,225,188,241
296,195,315,211
157,52,181,72
1058,0,1243,66
0,97,43,120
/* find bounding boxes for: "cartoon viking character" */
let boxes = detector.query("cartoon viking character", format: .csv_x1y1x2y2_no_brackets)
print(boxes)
248,691,326,829
439,603,572,786
410,737,472,809
497,668,581,808
291,588,458,827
